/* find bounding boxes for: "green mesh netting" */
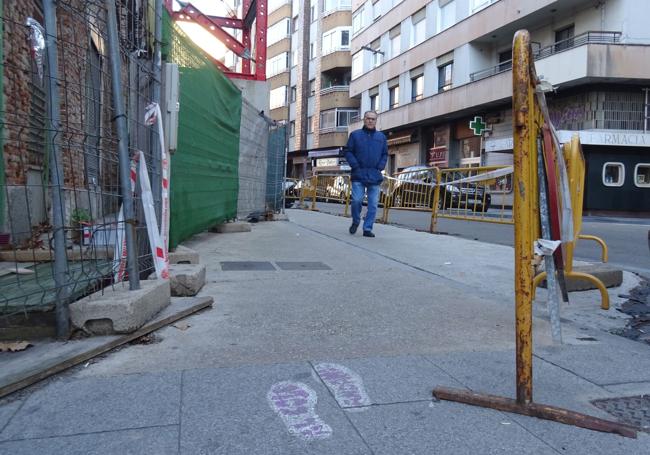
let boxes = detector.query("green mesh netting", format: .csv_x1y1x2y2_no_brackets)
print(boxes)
163,11,241,249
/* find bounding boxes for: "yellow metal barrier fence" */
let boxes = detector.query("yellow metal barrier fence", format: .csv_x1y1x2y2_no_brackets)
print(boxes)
381,165,515,231
432,29,635,438
532,135,610,309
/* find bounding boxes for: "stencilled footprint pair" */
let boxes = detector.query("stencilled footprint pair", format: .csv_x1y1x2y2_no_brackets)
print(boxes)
267,363,371,441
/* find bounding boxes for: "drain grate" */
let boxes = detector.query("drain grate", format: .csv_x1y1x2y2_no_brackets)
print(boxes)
220,261,276,271
275,261,331,271
591,395,650,429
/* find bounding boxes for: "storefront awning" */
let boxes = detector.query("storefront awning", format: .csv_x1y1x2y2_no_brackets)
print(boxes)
308,147,343,158
387,130,415,147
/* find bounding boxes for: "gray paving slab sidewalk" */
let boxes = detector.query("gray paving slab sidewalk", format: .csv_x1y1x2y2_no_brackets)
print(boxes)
1,209,649,454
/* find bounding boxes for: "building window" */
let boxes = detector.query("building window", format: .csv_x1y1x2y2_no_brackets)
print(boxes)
460,137,481,165
322,27,351,56
411,8,426,47
309,79,316,96
438,0,455,33
370,39,382,67
351,51,363,79
310,0,317,22
438,62,453,92
289,120,296,137
389,86,399,110
292,16,298,33
635,164,650,187
270,86,288,109
267,18,291,45
323,0,352,15
269,0,291,14
555,25,575,52
369,86,380,111
320,108,359,131
309,42,315,59
470,0,495,14
498,49,512,71
411,75,423,102
389,26,401,58
370,94,379,111
267,52,289,77
602,162,625,187
290,85,297,102
352,7,365,35
372,0,381,21
307,116,314,133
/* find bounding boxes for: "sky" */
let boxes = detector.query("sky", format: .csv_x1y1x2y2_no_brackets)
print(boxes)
173,0,239,62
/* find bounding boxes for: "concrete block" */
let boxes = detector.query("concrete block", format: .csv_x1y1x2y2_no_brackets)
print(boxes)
211,221,252,233
169,263,206,297
538,264,623,291
168,245,199,264
70,280,170,334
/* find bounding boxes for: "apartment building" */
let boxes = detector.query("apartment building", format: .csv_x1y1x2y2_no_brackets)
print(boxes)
267,0,360,178
350,0,650,213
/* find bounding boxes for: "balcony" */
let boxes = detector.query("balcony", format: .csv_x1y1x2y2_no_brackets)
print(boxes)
321,50,352,72
470,31,622,82
319,85,359,111
318,130,349,148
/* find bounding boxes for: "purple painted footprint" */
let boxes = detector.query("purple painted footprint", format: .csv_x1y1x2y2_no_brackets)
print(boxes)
267,381,333,440
314,363,371,409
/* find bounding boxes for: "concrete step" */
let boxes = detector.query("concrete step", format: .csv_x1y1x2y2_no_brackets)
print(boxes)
70,279,170,335
169,263,206,297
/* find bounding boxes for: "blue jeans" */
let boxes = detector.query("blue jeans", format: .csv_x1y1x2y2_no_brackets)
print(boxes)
351,181,380,232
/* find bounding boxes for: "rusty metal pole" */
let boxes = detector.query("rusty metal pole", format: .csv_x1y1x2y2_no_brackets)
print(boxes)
512,30,534,405
431,167,441,233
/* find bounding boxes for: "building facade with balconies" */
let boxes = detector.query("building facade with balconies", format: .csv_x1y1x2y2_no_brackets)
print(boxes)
350,0,650,213
267,0,360,178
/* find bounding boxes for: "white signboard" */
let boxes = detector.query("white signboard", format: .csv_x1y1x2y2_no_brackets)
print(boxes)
316,158,338,167
486,131,650,152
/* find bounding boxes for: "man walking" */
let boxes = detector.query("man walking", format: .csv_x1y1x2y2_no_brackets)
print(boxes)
344,111,387,237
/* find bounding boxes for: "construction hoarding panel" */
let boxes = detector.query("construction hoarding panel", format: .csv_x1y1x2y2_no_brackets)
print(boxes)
164,12,242,248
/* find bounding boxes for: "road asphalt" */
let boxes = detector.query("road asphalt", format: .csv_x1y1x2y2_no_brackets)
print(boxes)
0,209,648,454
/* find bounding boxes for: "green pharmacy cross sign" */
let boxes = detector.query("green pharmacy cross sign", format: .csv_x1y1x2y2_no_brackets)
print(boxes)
469,116,487,135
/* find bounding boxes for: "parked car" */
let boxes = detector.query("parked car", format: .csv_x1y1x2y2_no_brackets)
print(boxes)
284,179,301,208
389,165,491,212
324,175,350,202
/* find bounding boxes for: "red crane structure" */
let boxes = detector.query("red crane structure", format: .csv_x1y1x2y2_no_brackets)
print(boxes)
164,0,267,81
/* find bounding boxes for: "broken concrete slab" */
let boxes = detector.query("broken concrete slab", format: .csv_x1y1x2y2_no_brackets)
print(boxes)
70,280,170,335
169,264,206,297
210,221,252,234
168,245,199,265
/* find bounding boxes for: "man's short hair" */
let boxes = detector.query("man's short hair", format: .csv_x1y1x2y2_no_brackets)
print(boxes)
363,110,378,119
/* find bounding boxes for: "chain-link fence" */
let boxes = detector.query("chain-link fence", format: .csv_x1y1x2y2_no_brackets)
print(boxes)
266,124,287,213
1,0,163,337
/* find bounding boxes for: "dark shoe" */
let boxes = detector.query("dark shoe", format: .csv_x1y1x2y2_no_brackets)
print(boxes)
349,223,359,234
363,231,375,238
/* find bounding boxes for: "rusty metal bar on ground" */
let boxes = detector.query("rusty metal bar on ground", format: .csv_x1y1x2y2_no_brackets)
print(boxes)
433,387,638,439
432,29,637,439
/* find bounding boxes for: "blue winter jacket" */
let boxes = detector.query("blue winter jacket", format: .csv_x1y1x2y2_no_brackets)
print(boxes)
344,127,388,185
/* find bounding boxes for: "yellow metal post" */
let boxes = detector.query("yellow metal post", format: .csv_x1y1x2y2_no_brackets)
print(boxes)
512,30,536,405
431,167,441,233
432,29,637,439
311,175,317,211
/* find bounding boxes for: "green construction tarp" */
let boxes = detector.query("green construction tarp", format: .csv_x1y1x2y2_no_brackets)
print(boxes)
163,11,242,249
